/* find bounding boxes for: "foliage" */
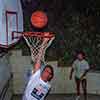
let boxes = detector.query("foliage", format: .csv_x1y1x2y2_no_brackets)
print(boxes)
55,13,100,68
20,0,100,69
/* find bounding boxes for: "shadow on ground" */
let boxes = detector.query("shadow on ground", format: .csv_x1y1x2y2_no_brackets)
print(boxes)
12,94,100,100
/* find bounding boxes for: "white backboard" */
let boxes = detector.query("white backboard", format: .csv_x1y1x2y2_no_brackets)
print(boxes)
0,0,23,48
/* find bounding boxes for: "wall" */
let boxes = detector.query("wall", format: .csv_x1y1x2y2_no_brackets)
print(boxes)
9,50,32,94
0,53,13,100
10,50,100,95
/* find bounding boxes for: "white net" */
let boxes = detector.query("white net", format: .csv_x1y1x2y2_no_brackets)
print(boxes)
23,32,55,64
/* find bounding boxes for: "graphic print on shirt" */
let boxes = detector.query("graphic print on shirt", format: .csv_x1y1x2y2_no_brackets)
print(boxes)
31,84,49,100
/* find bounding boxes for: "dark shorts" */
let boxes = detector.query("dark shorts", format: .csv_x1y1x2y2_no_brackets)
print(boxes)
75,76,87,81
75,76,87,89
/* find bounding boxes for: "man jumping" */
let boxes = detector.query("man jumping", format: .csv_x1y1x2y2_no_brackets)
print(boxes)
22,61,54,100
22,34,54,100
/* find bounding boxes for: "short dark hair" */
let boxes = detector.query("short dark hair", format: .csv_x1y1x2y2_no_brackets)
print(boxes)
76,50,86,58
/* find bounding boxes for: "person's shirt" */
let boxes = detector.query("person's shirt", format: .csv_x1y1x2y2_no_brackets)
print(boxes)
72,59,89,79
23,69,51,100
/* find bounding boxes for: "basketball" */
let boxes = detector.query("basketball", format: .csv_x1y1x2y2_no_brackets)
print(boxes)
31,10,48,28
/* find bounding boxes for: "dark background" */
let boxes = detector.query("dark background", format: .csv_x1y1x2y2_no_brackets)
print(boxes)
17,0,100,69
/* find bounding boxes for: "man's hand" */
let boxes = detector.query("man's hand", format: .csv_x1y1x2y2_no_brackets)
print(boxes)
80,75,84,80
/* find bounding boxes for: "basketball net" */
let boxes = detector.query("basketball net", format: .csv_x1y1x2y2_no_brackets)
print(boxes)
23,32,55,64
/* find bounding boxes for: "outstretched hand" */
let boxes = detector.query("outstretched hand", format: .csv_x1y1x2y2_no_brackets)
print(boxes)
43,32,50,42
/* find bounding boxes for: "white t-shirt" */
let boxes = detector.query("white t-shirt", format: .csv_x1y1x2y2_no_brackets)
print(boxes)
23,69,51,100
72,59,89,79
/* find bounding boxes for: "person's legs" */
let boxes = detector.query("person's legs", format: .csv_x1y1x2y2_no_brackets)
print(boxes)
81,79,87,100
75,77,81,100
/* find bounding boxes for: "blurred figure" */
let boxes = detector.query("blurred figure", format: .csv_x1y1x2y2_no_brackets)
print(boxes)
69,51,90,100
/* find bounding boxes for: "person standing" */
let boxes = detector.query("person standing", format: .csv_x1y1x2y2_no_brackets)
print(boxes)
69,51,90,100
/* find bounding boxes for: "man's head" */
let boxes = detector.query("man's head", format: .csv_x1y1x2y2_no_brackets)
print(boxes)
77,51,85,61
41,65,54,82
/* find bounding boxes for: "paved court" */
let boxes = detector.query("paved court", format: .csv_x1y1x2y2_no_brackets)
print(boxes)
12,94,100,100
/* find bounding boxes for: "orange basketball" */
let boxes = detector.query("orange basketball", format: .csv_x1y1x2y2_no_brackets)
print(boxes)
31,11,48,28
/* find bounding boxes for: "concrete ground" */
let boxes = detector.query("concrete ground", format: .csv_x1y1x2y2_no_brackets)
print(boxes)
12,94,100,100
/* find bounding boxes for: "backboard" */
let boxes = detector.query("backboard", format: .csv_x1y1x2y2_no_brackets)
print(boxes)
0,0,23,48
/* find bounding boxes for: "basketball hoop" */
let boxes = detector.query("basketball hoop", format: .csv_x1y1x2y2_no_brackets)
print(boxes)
23,32,55,64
